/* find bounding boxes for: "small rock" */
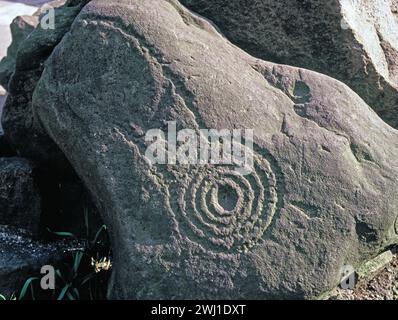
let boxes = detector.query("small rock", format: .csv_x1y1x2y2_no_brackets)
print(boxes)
0,0,68,90
0,15,39,90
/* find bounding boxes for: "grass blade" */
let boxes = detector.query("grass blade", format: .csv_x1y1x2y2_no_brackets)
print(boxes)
81,272,96,286
47,228,75,238
57,284,70,301
73,288,80,300
18,277,38,300
73,251,84,275
92,225,107,245
66,292,76,300
84,208,89,238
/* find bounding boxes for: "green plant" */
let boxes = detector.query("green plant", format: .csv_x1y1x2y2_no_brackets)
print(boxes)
9,208,112,301
18,277,39,300
0,276,37,301
0,293,16,301
53,223,111,300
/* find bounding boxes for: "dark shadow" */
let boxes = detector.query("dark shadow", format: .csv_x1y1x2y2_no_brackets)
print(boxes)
0,94,6,133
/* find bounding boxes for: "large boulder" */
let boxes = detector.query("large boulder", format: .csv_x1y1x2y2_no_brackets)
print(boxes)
0,0,89,171
180,0,398,129
34,0,398,299
0,158,41,235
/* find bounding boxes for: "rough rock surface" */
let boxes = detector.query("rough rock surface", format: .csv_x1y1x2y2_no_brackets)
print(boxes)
0,1,68,91
0,14,39,90
0,225,73,297
33,0,398,299
180,0,398,129
0,1,104,241
0,157,41,235
0,0,37,63
0,0,89,170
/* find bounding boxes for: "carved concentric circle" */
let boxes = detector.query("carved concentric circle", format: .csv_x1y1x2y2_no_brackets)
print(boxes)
168,153,279,254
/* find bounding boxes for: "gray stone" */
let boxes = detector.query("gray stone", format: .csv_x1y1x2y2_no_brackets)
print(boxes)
180,0,398,129
34,0,398,299
0,15,39,91
0,0,89,169
0,158,41,235
0,1,67,91
0,1,104,240
0,225,74,297
356,250,394,282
